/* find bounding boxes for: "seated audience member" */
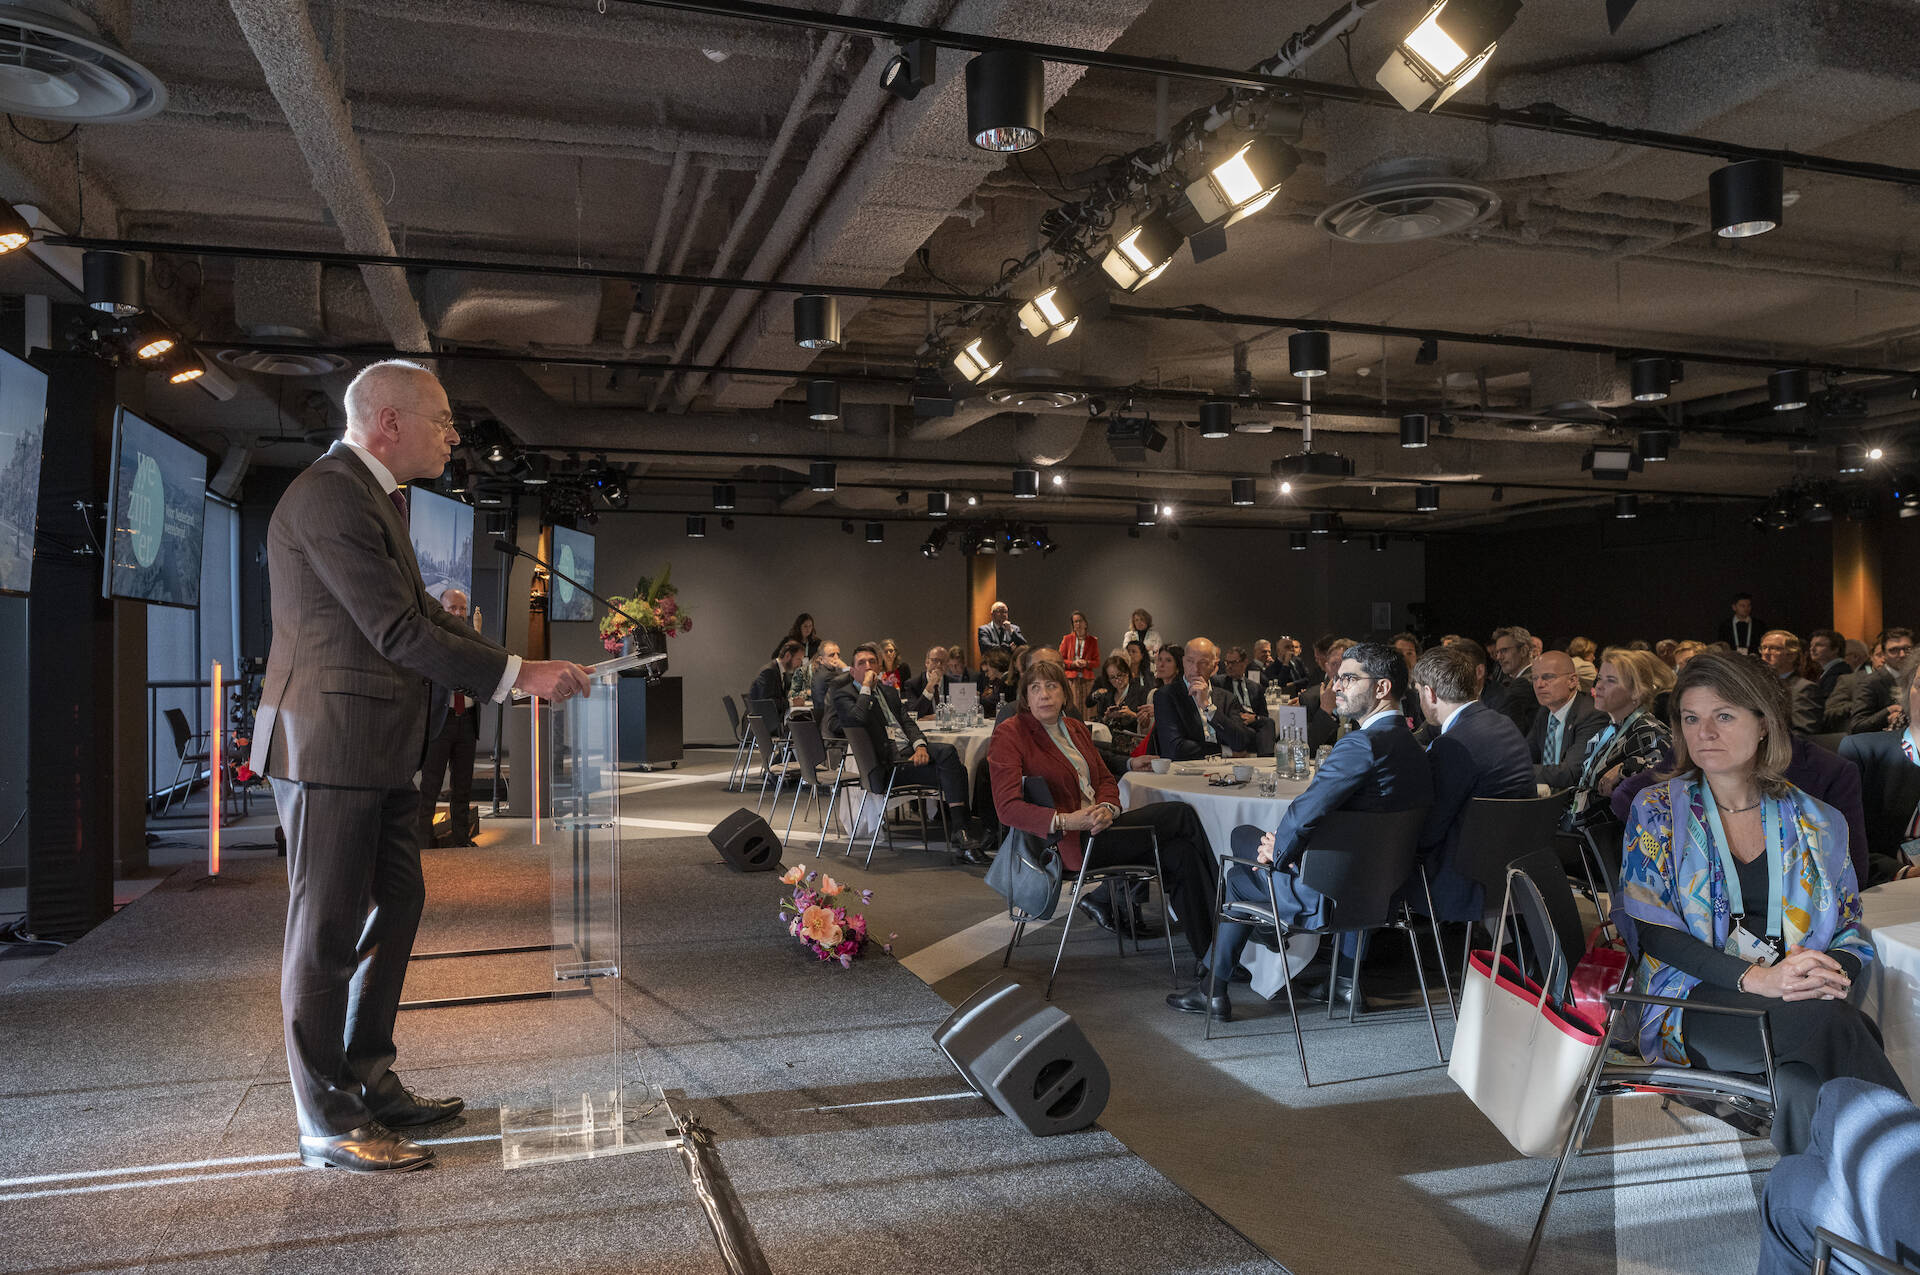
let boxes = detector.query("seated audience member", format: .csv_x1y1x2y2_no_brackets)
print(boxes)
977,649,1014,715
1120,607,1163,658
1152,638,1254,760
1716,591,1762,655
1413,645,1538,921
1615,651,1905,1155
1567,635,1599,690
1671,639,1706,671
1166,642,1434,1019
876,638,908,690
1276,635,1312,688
1088,653,1149,726
1215,644,1274,756
1486,626,1541,736
1654,638,1678,668
1283,634,1341,697
1392,632,1421,670
1151,642,1183,689
1760,629,1822,735
1249,638,1275,673
1837,654,1920,885
750,640,807,711
977,600,1025,656
1392,633,1425,731
1759,1077,1920,1275
1529,650,1610,790
989,661,1219,956
1059,611,1100,716
1020,645,1062,671
1566,648,1672,833
1807,628,1848,713
1844,627,1913,735
830,643,988,860
905,643,952,714
1291,637,1356,750
1123,638,1153,689
775,612,822,660
810,640,849,728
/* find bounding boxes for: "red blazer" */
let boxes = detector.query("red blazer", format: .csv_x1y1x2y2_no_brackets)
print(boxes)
989,711,1121,870
1059,633,1100,680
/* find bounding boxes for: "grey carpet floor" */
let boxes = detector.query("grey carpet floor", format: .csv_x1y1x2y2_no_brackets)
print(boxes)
0,829,1283,1275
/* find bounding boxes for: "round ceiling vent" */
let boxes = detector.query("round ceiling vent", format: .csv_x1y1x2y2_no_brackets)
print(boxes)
217,348,351,377
985,382,1087,410
1316,160,1499,244
0,2,166,123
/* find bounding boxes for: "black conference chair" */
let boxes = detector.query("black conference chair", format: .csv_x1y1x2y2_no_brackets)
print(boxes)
160,707,211,815
840,727,951,867
1515,849,1778,1274
1449,790,1573,996
745,714,798,816
781,717,842,849
1205,807,1447,1087
722,694,751,790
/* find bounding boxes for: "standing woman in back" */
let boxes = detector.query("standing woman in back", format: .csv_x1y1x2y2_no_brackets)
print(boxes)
775,613,821,660
1059,610,1100,719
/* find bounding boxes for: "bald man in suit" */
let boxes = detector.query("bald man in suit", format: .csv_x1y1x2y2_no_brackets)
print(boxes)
255,360,592,1173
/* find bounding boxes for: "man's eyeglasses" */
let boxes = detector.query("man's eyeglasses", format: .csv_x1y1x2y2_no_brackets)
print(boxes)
397,407,458,430
1329,672,1370,686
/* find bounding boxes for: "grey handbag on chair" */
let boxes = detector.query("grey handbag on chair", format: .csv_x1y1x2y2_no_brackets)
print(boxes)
983,778,1064,921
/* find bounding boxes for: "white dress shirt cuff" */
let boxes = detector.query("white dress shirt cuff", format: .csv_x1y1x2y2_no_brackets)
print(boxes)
491,655,522,703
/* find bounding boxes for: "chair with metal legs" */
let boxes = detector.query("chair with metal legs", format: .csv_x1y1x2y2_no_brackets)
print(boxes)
722,695,752,791
1003,823,1182,1000
1448,790,1573,1000
782,718,841,848
1202,807,1446,1088
745,713,798,816
841,727,950,867
160,707,211,815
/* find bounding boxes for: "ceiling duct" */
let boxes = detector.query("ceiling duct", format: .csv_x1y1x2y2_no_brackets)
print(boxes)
0,1,166,123
1315,157,1500,244
422,272,603,347
216,348,350,377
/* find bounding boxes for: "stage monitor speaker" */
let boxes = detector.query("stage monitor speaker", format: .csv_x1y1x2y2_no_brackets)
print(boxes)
932,974,1109,1137
709,808,783,873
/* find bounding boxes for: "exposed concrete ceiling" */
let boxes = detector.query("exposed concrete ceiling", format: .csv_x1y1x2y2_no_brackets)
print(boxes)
2,0,1916,532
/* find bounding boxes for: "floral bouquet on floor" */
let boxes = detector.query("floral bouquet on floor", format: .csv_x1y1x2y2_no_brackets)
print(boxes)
779,865,895,967
599,563,693,653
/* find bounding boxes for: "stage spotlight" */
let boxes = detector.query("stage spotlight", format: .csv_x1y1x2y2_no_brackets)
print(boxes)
1770,368,1809,412
713,483,736,510
1583,445,1641,481
601,478,629,509
1399,413,1429,448
793,294,840,350
966,494,979,506
1051,472,1065,487
127,315,175,361
1199,400,1232,438
949,327,1011,384
1836,443,1867,474
486,439,509,464
1310,512,1334,535
446,462,469,495
1637,430,1670,462
1414,483,1440,512
921,526,948,558
1868,446,1885,462
1100,211,1183,292
0,204,28,254
163,347,205,384
1376,0,1521,112
1630,356,1671,402
965,50,1043,152
687,515,707,538
521,453,550,485
865,522,885,543
1016,286,1079,344
1614,493,1639,519
1012,468,1039,499
1183,135,1300,226
84,250,144,316
927,490,949,518
1135,502,1157,526
1290,531,1309,550
1231,477,1256,506
810,461,836,492
881,38,934,101
1279,480,1293,495
807,378,841,421
1289,330,1330,378
1711,159,1783,239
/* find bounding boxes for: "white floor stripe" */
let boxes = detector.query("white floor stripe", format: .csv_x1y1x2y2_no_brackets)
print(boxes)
617,769,734,792
900,910,1060,985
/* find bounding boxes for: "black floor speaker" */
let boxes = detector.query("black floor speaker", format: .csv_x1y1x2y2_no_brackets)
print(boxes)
709,808,783,872
932,974,1109,1137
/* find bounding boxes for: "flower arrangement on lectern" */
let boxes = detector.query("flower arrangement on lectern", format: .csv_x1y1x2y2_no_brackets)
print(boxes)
779,865,894,967
599,563,693,653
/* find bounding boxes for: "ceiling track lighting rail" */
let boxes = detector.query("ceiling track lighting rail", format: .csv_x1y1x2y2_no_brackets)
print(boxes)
608,0,1920,191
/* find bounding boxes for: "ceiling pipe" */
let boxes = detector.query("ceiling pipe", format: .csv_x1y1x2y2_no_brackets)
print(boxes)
625,150,688,350
337,0,811,59
644,164,721,348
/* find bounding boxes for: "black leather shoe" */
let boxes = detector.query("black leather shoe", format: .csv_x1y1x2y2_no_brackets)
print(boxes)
368,1087,465,1128
1297,973,1366,1014
1076,897,1118,933
1165,981,1231,1020
298,1123,435,1172
954,842,989,865
1121,909,1163,939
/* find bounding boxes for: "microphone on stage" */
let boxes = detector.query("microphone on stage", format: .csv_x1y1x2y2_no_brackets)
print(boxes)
493,539,524,557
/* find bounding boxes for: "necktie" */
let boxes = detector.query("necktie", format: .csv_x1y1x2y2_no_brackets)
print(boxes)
389,488,409,520
453,692,467,715
1543,715,1562,765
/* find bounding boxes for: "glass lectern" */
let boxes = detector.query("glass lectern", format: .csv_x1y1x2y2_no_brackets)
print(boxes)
498,654,681,1169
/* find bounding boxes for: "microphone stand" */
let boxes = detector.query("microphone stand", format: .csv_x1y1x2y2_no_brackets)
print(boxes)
494,538,669,681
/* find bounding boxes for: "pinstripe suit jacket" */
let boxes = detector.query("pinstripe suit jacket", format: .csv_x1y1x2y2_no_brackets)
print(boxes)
251,443,510,788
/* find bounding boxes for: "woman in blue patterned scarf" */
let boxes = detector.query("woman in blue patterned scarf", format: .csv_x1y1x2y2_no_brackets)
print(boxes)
1615,652,1905,1154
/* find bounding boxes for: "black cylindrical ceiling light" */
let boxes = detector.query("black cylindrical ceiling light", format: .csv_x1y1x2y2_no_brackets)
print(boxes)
521,453,550,485
83,250,144,316
1289,330,1330,378
1614,494,1639,519
713,483,736,510
1199,399,1233,438
1309,511,1334,535
1289,531,1310,551
1399,412,1429,448
1770,368,1810,412
807,378,841,421
1836,442,1868,474
793,294,841,350
809,461,836,492
1637,430,1670,462
686,515,707,538
865,522,885,543
1630,356,1671,402
1414,483,1440,512
1012,468,1039,499
1370,532,1390,552
1135,502,1157,526
927,490,949,518
965,50,1043,152
1230,476,1256,506
1710,159,1783,239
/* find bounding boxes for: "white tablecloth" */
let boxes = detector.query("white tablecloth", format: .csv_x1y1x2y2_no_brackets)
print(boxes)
1860,877,1920,1095
922,721,1111,788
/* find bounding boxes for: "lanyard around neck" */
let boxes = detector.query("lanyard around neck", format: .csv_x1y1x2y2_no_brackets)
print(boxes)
1698,779,1783,939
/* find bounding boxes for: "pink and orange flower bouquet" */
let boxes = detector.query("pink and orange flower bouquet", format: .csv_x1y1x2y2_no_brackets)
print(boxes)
778,866,895,967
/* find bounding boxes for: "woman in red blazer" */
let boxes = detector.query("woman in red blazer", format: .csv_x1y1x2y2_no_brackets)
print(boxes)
1058,611,1100,718
989,661,1222,970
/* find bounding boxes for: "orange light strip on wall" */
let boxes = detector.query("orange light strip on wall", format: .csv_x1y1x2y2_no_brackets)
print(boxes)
531,697,541,847
210,660,223,877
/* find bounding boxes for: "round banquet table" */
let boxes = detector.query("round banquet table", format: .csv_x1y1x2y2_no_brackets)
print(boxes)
921,720,1111,789
1860,876,1920,1096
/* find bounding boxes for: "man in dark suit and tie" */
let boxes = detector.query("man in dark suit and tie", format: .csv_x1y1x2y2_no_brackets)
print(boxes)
1838,655,1920,885
1845,628,1914,735
1484,626,1541,737
1759,629,1822,735
1166,642,1433,1020
1213,644,1273,755
809,639,848,730
417,587,481,849
748,640,806,712
976,601,1025,658
1528,651,1609,789
1153,637,1254,760
1410,646,1537,922
1716,592,1762,655
1807,629,1849,715
253,360,592,1173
